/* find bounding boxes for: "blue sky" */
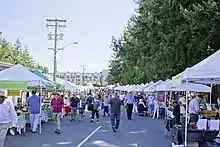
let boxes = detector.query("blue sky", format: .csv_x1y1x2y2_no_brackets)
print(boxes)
0,0,137,73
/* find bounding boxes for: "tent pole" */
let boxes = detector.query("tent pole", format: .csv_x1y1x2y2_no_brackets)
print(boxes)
164,91,167,103
39,80,42,135
210,83,213,104
169,90,172,107
184,80,189,147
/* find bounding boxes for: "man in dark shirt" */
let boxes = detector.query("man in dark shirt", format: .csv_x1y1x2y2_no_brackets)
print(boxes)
110,92,122,132
70,94,79,121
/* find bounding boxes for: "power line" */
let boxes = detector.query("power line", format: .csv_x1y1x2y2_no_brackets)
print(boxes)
46,19,66,85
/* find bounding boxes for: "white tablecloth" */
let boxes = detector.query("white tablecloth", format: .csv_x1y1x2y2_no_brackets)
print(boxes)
41,110,48,122
12,115,26,135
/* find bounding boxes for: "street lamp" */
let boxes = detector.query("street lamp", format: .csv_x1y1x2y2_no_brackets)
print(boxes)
48,41,78,52
49,41,78,88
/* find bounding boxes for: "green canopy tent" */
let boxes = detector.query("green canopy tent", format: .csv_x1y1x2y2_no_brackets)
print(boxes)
0,81,28,90
43,74,65,91
31,70,55,91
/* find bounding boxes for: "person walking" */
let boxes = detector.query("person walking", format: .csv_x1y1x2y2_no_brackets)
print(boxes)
124,92,134,120
90,97,100,123
0,91,17,147
110,92,122,132
78,97,86,121
103,95,110,116
147,93,155,117
152,98,159,119
51,93,64,134
27,90,41,133
87,94,94,118
70,94,79,121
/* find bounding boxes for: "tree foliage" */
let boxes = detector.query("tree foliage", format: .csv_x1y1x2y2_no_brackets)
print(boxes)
92,82,104,87
108,0,220,85
0,37,49,73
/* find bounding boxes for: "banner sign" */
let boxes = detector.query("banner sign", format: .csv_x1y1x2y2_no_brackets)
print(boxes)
157,92,165,102
7,90,20,96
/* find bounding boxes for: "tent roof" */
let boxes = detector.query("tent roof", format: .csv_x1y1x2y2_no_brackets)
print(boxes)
44,74,65,84
33,70,51,82
64,81,83,92
172,49,220,86
0,64,44,82
157,80,210,92
143,80,163,92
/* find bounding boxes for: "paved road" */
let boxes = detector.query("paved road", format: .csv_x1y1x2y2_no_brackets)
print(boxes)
5,113,171,147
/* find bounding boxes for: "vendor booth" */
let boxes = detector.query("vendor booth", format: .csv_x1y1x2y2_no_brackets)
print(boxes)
172,49,220,146
0,64,47,134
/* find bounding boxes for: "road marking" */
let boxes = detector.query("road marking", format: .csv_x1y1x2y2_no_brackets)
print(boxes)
76,126,102,147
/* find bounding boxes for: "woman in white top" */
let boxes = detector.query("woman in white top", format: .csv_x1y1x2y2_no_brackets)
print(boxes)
0,91,17,147
153,99,159,119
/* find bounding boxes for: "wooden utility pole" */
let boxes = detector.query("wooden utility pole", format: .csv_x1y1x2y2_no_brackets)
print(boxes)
46,19,66,84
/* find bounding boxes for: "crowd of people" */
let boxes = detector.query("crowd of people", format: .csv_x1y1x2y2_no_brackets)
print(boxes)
0,88,164,147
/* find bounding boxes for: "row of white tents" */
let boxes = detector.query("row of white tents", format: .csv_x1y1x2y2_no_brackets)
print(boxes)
116,49,220,94
114,80,211,93
115,49,220,146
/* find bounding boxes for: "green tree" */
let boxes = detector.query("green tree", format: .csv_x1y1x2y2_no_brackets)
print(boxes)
0,37,49,73
108,0,220,85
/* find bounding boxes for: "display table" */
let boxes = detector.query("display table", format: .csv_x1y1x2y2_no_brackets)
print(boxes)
164,118,175,136
25,110,49,124
172,125,219,145
14,115,26,135
41,110,48,122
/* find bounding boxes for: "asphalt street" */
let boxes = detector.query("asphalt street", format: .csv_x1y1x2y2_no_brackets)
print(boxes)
4,113,171,147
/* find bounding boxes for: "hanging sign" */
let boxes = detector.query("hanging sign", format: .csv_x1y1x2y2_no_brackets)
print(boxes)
157,92,165,102
7,90,20,96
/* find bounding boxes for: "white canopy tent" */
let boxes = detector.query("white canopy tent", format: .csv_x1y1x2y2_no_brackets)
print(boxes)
172,49,220,147
0,64,46,87
0,64,46,134
157,80,211,92
134,83,145,91
77,85,87,91
172,49,220,86
143,80,163,92
142,82,154,91
64,81,83,92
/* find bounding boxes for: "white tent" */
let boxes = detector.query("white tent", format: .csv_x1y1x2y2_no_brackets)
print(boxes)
157,80,211,92
0,64,45,134
172,50,220,147
172,49,220,86
0,64,46,87
143,80,163,92
64,81,83,92
77,85,87,91
142,82,154,91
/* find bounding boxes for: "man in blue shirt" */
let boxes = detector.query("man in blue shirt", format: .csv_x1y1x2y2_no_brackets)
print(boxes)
124,92,135,120
27,90,41,133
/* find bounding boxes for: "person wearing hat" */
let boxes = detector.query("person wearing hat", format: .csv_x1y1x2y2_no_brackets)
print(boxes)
0,91,17,147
